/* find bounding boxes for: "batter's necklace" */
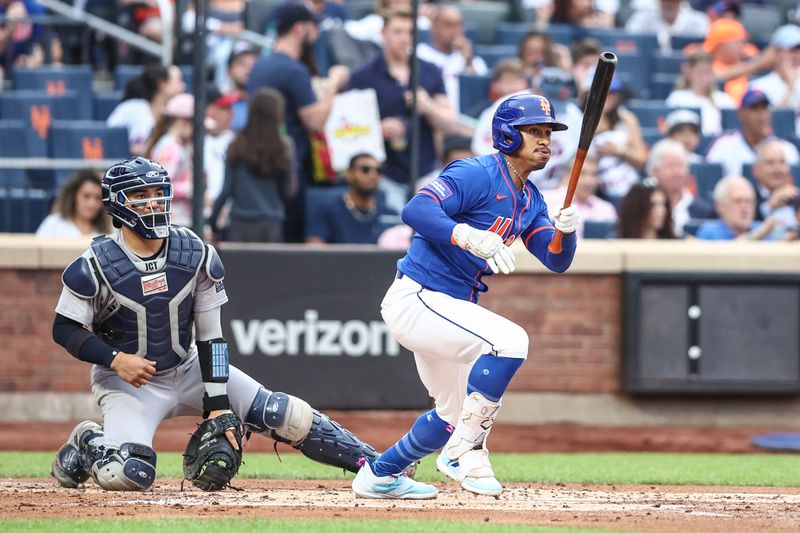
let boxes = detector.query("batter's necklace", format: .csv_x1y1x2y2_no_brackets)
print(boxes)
504,155,527,188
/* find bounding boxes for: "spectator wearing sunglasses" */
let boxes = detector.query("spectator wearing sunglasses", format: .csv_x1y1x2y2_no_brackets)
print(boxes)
306,153,402,244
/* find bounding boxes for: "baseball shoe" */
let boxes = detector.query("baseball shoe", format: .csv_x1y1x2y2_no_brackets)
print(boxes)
436,449,503,497
51,420,104,488
352,459,438,499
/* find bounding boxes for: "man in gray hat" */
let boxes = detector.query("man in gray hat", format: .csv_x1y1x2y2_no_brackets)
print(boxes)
664,109,704,164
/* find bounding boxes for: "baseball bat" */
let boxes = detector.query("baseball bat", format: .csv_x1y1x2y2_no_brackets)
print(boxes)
548,52,618,254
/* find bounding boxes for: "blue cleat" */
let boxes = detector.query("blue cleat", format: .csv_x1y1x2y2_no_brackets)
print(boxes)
352,459,438,499
52,420,104,488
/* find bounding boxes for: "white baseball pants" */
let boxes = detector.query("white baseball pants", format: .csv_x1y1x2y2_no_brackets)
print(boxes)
380,273,529,425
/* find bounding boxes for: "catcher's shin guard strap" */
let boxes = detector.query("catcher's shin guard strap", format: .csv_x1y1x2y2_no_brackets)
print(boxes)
197,338,230,383
294,411,379,473
92,443,157,491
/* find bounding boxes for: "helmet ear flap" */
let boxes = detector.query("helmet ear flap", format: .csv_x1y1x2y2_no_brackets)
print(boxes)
495,122,522,154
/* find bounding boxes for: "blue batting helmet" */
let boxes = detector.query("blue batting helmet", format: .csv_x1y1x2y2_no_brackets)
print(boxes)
101,157,173,239
492,94,568,154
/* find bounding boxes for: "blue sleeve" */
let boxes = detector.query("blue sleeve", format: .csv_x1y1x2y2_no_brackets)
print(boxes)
519,204,577,273
402,161,488,242
288,65,317,109
401,194,457,244
695,222,722,240
305,195,332,241
423,62,447,97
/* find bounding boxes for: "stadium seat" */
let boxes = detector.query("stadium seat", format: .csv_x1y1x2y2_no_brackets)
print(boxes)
721,108,740,131
697,135,715,156
459,74,490,118
94,91,122,121
772,109,796,140
683,220,702,236
114,65,194,94
495,22,574,47
0,90,82,158
653,51,685,76
49,121,130,160
583,221,616,239
0,121,28,187
11,65,93,119
0,188,53,233
641,128,665,148
474,45,517,69
670,34,703,50
740,4,784,41
244,0,283,32
615,51,649,99
650,73,679,100
455,1,509,45
627,100,673,130
690,162,724,201
583,28,658,56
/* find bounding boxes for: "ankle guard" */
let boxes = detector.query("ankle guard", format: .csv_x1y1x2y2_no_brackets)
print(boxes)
294,410,379,473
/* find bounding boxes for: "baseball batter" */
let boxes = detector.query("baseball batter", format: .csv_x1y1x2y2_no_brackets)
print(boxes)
352,94,579,499
51,157,379,491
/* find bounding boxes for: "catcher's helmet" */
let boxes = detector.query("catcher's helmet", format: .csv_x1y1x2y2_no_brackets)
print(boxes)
101,157,173,239
492,94,568,154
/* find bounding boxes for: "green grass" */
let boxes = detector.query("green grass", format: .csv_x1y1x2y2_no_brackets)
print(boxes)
6,451,800,487
0,519,618,533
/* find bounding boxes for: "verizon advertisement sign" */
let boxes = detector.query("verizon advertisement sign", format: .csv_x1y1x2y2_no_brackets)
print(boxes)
219,247,429,409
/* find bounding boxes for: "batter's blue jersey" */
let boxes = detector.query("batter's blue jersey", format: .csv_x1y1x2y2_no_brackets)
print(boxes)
398,153,576,302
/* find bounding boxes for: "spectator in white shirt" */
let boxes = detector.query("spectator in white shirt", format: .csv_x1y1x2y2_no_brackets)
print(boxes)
36,170,110,238
751,139,799,236
625,0,709,52
666,50,735,136
749,24,800,133
706,89,800,178
416,5,487,114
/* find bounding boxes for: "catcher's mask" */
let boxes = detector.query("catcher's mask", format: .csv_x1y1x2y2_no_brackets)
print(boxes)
102,157,173,239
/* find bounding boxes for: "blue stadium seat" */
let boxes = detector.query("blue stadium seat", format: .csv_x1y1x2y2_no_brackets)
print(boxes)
114,65,194,93
0,188,53,233
11,65,93,119
772,109,796,140
697,135,715,156
670,34,703,50
495,22,574,47
474,45,517,69
459,74,490,117
49,121,130,160
641,127,665,148
94,91,122,121
653,51,685,75
0,90,81,158
721,108,739,130
690,162,724,201
683,220,702,236
615,51,649,99
583,28,658,56
627,100,673,130
0,121,28,187
583,221,616,239
650,73,679,100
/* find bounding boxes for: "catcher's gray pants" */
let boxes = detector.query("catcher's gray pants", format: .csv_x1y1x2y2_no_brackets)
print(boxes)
90,355,261,447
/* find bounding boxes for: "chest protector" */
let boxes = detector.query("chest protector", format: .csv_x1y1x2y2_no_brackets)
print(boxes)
90,228,205,370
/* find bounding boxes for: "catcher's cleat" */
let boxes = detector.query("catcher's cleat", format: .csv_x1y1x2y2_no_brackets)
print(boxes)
352,459,438,500
52,420,104,488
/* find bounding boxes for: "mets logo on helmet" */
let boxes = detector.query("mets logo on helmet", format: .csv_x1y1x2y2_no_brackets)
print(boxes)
539,98,551,116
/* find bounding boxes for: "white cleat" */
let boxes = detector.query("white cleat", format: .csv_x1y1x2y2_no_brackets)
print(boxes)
436,449,503,497
352,460,438,500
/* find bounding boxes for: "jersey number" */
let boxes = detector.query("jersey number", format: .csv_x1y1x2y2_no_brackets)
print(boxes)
487,217,516,246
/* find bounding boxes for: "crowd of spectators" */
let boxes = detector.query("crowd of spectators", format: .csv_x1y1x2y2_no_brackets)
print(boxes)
11,0,800,244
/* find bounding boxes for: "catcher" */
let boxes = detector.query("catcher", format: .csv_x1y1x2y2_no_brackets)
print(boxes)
51,157,379,491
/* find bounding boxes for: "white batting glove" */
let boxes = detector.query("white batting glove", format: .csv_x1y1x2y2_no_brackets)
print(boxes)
452,223,503,259
554,205,579,234
486,245,516,275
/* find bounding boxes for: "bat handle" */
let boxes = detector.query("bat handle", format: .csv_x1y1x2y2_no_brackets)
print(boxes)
548,230,564,254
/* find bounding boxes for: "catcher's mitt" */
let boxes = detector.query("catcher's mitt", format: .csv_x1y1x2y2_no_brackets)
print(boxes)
183,412,244,491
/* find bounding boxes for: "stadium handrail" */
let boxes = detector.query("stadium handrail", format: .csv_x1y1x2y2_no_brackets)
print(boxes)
38,0,173,65
0,158,119,169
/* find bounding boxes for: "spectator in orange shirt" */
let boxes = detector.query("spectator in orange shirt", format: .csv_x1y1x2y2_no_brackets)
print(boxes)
700,18,774,104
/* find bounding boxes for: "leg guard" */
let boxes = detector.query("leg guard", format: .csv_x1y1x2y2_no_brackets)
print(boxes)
295,410,379,473
91,443,157,491
245,387,378,473
52,420,104,488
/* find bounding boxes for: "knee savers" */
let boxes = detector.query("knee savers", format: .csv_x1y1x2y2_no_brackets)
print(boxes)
92,443,157,491
244,387,378,473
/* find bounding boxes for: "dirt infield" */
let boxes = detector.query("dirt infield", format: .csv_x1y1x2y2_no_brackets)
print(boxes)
0,413,778,453
3,478,799,532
